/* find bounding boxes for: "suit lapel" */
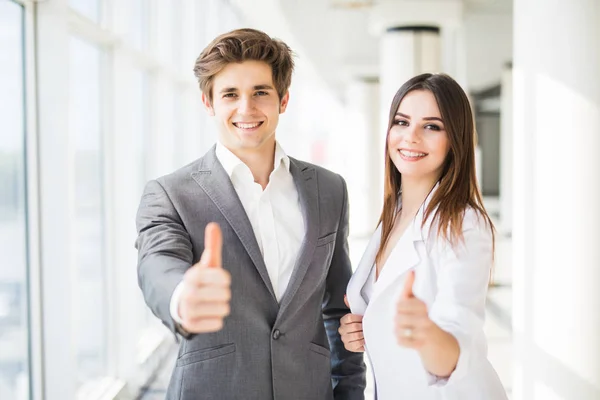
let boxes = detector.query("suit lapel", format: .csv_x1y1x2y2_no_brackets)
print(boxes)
277,158,319,318
191,146,277,301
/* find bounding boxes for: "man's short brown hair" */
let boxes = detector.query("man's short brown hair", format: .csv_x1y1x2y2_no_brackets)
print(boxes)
193,28,295,104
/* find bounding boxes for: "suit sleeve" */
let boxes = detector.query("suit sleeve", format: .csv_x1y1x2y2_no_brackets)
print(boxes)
135,179,194,335
323,175,367,400
426,210,493,387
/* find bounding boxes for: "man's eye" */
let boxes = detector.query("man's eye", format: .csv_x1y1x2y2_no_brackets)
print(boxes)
255,91,268,96
223,93,237,98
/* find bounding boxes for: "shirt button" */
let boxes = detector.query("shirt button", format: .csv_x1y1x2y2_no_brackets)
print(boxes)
272,329,281,340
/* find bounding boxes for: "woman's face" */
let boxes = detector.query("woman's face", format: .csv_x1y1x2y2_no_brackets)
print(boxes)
387,89,450,183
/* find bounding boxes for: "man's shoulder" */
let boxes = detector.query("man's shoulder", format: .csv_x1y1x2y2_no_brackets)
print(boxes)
156,147,215,187
289,157,347,206
290,157,344,184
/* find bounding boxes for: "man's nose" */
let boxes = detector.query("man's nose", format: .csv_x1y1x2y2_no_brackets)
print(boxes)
237,96,255,114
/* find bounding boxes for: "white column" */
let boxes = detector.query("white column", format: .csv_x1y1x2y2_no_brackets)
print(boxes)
512,1,600,399
370,0,461,140
344,78,381,238
380,26,441,128
380,26,441,98
378,26,441,197
499,65,512,234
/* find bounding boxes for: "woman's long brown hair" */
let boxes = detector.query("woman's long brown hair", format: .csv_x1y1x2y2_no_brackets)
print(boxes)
375,73,495,265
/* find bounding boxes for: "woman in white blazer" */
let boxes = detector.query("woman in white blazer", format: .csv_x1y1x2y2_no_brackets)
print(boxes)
340,73,508,400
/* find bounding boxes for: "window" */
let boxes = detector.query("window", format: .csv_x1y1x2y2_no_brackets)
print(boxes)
131,69,149,196
128,0,149,50
0,2,30,400
171,0,183,68
173,88,185,168
70,0,101,23
69,35,107,390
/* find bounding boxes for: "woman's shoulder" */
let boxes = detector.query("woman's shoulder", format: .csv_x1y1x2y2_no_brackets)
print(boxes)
424,206,494,248
462,206,494,237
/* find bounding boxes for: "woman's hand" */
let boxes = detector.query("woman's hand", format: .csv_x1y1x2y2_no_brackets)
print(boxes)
395,270,437,348
338,295,365,352
395,270,459,377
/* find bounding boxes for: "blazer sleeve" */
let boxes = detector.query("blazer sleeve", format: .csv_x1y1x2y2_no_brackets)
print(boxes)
322,175,367,400
426,209,494,387
135,179,194,335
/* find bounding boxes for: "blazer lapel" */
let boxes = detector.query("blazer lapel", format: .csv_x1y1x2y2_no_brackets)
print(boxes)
368,184,439,305
191,146,277,301
346,225,381,315
277,158,319,318
369,227,421,307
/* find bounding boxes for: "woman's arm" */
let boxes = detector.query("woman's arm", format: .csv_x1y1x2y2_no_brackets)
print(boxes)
395,210,493,384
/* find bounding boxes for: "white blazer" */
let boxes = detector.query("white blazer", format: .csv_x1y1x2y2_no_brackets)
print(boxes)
347,192,508,400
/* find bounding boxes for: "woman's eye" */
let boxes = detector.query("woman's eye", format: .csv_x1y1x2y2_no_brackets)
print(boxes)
424,124,441,131
394,120,408,126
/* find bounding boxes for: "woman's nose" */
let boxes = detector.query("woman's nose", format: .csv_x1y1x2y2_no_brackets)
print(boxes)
402,126,420,144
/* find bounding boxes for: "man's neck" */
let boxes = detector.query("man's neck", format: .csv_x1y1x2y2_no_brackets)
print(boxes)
228,142,276,190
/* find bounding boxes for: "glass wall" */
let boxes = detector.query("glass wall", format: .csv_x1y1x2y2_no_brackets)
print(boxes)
70,0,100,22
0,1,30,400
0,2,336,398
69,35,107,390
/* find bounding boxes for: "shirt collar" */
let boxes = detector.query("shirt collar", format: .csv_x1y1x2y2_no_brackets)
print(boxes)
274,141,291,172
215,141,290,179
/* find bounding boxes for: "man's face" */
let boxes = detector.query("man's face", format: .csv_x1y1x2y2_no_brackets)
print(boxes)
202,60,289,154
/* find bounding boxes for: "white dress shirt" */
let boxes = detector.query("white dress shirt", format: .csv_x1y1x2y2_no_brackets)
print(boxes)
170,141,305,323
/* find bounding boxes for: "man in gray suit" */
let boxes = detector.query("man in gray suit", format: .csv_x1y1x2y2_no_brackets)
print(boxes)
136,28,366,399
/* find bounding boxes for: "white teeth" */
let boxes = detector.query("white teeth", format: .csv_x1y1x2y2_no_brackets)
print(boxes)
400,150,427,158
235,122,261,129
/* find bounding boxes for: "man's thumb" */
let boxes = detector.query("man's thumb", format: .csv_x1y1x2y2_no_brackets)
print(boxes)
199,222,222,268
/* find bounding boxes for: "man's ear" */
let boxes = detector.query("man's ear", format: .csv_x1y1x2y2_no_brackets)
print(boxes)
201,92,215,116
279,91,290,114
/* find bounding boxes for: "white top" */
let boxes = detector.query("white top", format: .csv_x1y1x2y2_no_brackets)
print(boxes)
170,142,305,323
360,263,376,305
346,187,508,400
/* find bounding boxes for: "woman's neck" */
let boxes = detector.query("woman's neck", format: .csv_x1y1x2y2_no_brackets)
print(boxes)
399,176,439,217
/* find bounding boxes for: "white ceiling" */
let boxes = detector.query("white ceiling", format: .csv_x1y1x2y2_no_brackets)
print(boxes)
233,0,513,99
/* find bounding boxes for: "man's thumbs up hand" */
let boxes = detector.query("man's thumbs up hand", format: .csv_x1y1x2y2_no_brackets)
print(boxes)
179,223,231,333
199,222,223,268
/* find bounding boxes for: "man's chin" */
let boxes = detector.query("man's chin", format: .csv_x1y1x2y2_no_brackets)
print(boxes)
236,135,275,149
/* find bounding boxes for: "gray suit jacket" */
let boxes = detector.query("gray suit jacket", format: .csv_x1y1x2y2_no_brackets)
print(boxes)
136,146,366,400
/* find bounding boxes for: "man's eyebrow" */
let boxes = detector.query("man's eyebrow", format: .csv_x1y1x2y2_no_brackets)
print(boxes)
219,87,238,93
254,84,275,90
218,85,275,93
